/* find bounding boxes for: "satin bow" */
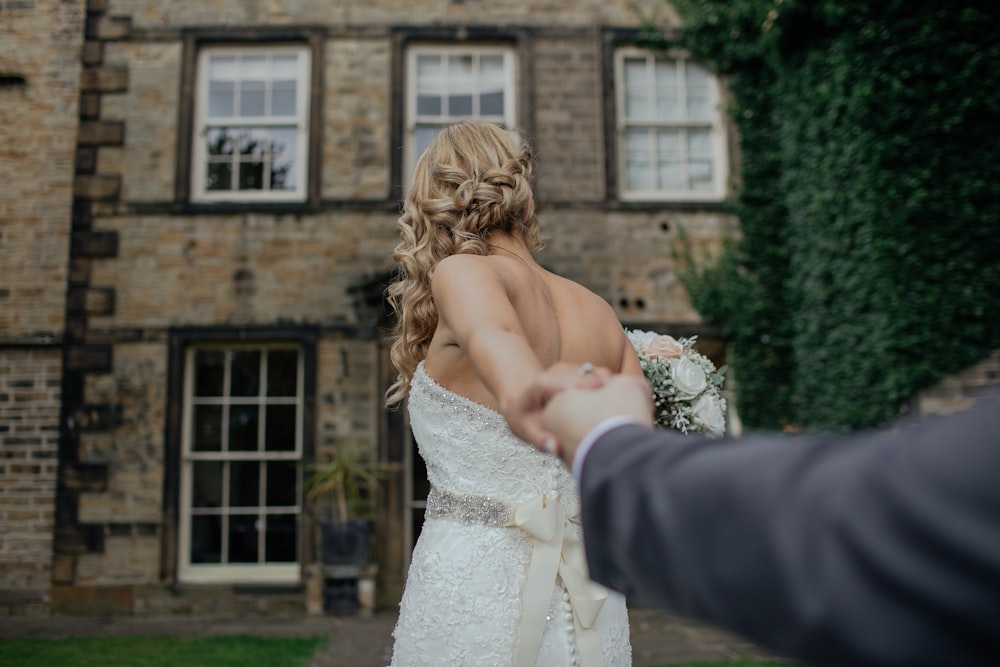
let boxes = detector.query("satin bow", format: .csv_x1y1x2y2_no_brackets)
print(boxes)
510,492,608,667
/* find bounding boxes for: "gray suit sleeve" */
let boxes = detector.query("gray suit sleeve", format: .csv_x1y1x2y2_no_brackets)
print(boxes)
579,394,1000,666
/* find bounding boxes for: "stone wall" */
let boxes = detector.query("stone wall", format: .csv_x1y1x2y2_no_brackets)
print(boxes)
0,349,62,613
0,0,85,613
913,349,1000,417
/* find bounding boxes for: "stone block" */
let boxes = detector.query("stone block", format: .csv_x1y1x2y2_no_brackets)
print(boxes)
80,67,128,93
86,16,132,41
81,42,104,66
71,230,118,258
50,584,133,615
74,174,122,201
67,287,115,316
64,345,113,373
79,93,101,119
78,121,125,146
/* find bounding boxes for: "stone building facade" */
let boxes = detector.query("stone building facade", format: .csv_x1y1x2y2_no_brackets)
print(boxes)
1,0,997,618
2,0,745,615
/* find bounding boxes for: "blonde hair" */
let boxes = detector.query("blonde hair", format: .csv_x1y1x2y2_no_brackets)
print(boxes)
386,120,542,406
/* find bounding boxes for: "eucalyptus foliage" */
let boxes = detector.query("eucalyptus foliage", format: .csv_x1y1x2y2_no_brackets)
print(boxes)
665,1,1000,429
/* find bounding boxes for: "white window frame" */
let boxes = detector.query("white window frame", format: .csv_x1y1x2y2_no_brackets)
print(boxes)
178,343,304,584
404,44,518,187
191,45,311,203
615,47,728,202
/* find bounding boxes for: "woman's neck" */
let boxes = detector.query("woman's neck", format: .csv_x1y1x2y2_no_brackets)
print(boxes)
488,232,533,263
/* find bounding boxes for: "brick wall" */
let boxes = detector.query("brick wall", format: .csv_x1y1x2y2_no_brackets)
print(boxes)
0,349,61,612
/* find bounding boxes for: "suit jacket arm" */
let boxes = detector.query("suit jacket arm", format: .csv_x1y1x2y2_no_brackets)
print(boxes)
579,395,1000,666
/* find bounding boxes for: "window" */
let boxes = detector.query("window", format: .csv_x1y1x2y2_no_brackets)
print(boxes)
178,344,303,583
405,45,517,184
191,46,311,203
615,48,727,201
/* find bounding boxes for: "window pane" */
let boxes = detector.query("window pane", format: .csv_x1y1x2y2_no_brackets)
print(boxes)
480,54,504,81
265,514,297,562
449,94,472,116
269,127,297,191
230,350,261,396
654,59,679,88
206,128,234,157
239,161,264,190
206,162,232,191
229,515,259,563
266,461,298,507
267,349,298,396
208,82,235,118
417,94,442,116
655,89,681,121
657,128,683,158
623,57,647,86
240,82,266,117
265,405,297,451
624,128,652,159
190,515,222,563
658,161,685,189
689,161,714,191
686,61,710,86
230,461,261,507
192,405,223,452
626,159,653,191
192,460,224,508
480,90,504,116
271,54,298,79
416,54,444,87
686,90,712,121
688,128,712,158
271,81,297,116
194,350,225,395
229,404,259,451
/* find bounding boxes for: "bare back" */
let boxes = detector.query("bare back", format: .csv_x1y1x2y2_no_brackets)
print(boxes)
424,250,641,413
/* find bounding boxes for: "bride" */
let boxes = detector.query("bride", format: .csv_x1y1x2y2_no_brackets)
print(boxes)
386,119,642,666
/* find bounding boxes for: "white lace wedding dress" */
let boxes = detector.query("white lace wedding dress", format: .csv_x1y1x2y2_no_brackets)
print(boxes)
390,362,632,667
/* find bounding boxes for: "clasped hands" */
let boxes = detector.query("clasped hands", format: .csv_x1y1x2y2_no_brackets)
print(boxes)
507,363,655,466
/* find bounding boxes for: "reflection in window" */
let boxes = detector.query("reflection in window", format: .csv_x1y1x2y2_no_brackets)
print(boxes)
194,46,309,202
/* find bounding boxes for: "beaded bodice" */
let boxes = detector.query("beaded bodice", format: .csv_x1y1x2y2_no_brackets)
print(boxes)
407,361,580,515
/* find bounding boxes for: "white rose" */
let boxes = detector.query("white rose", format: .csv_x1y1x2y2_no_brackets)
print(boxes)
669,357,707,400
691,393,726,436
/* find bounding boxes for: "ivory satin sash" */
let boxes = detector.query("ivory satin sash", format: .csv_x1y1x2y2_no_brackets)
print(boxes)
426,487,608,667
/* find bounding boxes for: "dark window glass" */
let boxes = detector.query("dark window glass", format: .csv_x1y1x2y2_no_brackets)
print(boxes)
229,404,259,451
265,404,296,451
266,461,298,507
192,461,224,508
190,515,222,563
230,461,260,507
265,514,298,562
266,349,298,396
230,350,261,396
194,350,225,396
229,515,259,563
192,405,223,452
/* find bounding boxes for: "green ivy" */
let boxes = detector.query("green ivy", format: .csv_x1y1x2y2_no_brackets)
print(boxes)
666,0,1000,430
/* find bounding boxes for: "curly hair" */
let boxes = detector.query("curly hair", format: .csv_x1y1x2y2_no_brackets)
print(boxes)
385,120,542,406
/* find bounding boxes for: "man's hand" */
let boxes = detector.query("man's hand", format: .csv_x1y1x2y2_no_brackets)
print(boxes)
505,362,610,451
543,374,655,465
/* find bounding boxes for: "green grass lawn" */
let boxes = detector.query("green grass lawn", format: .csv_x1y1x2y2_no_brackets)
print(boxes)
0,635,328,667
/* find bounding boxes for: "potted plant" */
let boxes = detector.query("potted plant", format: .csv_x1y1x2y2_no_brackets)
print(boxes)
305,446,381,568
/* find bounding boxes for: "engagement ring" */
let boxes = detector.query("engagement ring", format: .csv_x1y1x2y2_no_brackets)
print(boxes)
577,362,594,376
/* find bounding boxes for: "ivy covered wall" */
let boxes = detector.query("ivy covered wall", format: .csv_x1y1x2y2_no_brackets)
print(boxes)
665,1,1000,430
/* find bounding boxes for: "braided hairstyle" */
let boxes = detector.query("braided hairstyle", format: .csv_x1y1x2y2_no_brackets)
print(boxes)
386,120,542,405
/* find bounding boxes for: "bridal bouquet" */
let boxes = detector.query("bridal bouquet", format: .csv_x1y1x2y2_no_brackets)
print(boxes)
626,329,728,437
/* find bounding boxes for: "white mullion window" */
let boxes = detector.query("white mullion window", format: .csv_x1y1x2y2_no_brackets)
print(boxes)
179,344,303,584
616,48,727,202
192,45,311,203
404,44,517,186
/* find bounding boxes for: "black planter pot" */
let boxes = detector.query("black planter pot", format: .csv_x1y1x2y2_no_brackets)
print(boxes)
319,518,371,567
